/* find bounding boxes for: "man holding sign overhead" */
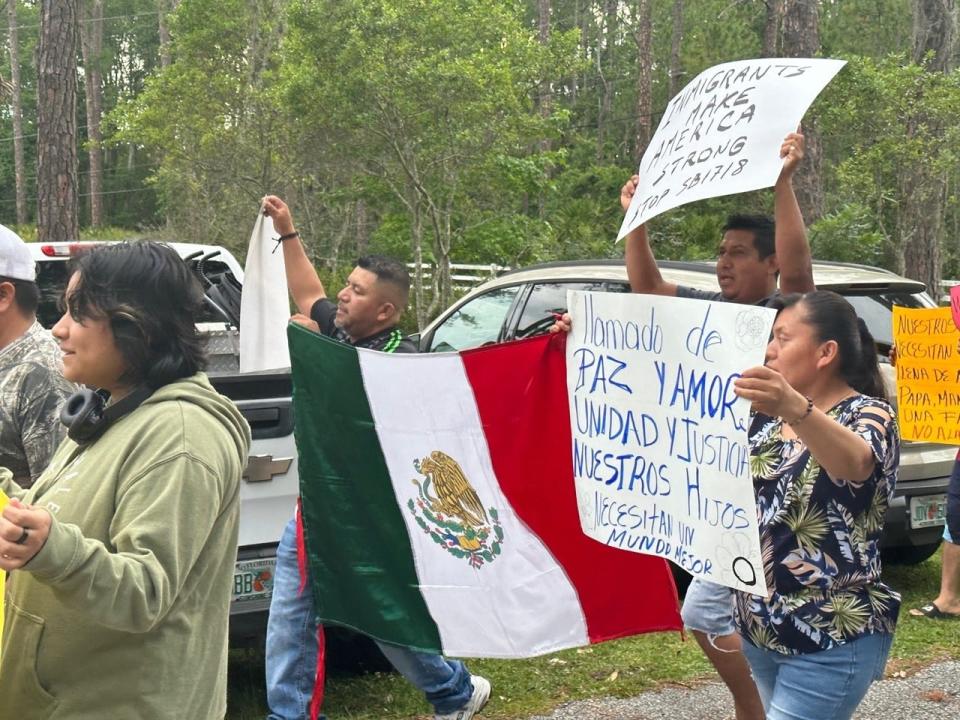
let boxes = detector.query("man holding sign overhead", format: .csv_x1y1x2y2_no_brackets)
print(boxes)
622,131,814,306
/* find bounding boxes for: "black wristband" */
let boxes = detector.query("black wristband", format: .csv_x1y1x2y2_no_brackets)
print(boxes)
277,231,300,241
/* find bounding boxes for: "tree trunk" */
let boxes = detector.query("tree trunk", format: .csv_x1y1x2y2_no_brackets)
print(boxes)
763,0,782,56
899,166,944,298
668,0,683,99
570,0,581,103
7,0,27,225
597,0,618,160
411,196,427,330
913,0,956,69
435,206,453,314
355,198,369,256
901,0,956,297
37,0,79,242
537,0,551,216
80,0,104,228
634,0,653,161
538,0,551,144
781,0,824,223
159,0,179,69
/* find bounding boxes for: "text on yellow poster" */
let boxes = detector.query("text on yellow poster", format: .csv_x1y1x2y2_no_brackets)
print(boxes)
892,306,960,444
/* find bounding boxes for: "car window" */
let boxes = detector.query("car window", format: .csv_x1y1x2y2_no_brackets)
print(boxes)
35,261,71,328
428,285,521,352
33,257,242,329
841,291,933,348
515,281,614,339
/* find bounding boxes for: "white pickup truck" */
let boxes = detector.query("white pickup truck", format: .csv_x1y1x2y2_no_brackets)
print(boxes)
30,241,297,641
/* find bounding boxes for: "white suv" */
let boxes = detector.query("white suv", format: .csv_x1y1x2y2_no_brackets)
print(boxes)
419,258,955,565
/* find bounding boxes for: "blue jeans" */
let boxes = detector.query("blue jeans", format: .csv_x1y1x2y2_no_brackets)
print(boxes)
265,515,475,719
742,632,892,720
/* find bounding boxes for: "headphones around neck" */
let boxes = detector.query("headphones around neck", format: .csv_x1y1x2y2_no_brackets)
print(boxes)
60,386,153,446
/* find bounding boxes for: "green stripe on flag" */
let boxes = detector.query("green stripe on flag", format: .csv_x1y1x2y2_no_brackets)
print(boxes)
288,323,443,653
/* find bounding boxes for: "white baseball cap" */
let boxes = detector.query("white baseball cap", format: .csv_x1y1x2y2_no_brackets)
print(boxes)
0,224,35,282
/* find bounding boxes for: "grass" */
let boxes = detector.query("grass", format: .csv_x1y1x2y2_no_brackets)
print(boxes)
227,549,960,719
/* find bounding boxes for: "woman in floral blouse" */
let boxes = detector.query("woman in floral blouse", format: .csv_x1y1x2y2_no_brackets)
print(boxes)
732,290,900,720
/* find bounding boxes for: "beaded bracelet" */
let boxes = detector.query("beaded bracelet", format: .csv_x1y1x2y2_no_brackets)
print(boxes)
787,396,814,426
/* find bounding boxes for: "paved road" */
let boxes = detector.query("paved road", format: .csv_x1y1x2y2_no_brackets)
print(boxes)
525,660,960,719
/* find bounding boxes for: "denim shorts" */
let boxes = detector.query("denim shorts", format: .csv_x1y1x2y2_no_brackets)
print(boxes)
680,577,736,637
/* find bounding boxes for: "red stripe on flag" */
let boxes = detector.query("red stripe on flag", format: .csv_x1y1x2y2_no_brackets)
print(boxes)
461,334,681,643
309,625,326,720
296,499,308,596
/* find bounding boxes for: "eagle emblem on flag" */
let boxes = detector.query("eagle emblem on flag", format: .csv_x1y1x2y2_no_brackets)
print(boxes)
408,450,504,568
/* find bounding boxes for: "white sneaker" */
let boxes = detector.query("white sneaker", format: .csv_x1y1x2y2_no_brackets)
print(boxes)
434,675,491,720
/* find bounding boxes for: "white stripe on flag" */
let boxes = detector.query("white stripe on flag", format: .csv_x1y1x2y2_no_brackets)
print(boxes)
358,349,589,658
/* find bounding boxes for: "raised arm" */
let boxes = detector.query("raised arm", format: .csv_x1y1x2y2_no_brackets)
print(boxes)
773,132,815,294
734,366,878,484
262,195,327,316
622,176,678,296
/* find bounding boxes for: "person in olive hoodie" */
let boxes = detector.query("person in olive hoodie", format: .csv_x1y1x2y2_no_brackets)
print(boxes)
0,241,251,720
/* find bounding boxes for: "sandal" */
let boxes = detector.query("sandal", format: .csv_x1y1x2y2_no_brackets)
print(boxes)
909,602,960,619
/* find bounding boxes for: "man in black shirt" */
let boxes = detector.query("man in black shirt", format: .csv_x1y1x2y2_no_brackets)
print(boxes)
261,196,489,720
623,131,815,307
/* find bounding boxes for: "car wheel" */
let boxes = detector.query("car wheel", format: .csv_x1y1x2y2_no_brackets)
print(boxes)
882,541,942,566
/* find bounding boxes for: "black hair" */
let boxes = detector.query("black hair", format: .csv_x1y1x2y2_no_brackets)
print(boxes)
356,254,410,308
0,275,40,314
773,290,886,401
722,214,776,260
65,241,207,389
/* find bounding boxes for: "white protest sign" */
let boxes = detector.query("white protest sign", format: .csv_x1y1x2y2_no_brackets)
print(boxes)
239,211,292,373
618,58,845,240
566,290,774,594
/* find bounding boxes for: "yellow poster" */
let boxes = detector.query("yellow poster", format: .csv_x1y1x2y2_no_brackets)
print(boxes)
892,306,960,444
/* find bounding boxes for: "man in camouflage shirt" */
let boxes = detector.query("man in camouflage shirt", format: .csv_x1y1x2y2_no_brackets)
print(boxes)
0,226,75,487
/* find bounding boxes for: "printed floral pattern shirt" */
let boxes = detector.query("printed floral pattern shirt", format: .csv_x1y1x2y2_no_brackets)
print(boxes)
735,394,901,655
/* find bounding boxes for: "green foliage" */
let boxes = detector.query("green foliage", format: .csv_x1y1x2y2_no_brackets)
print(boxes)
274,0,581,323
109,0,290,255
820,0,911,59
547,159,629,259
0,0,39,223
809,203,885,265
816,54,960,270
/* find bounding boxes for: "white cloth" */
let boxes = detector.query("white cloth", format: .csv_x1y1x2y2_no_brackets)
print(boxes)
239,212,291,373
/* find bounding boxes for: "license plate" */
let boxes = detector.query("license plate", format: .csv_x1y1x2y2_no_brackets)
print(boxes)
910,494,948,529
233,557,276,605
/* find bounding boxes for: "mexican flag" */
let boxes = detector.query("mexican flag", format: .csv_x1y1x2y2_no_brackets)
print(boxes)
289,324,681,659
